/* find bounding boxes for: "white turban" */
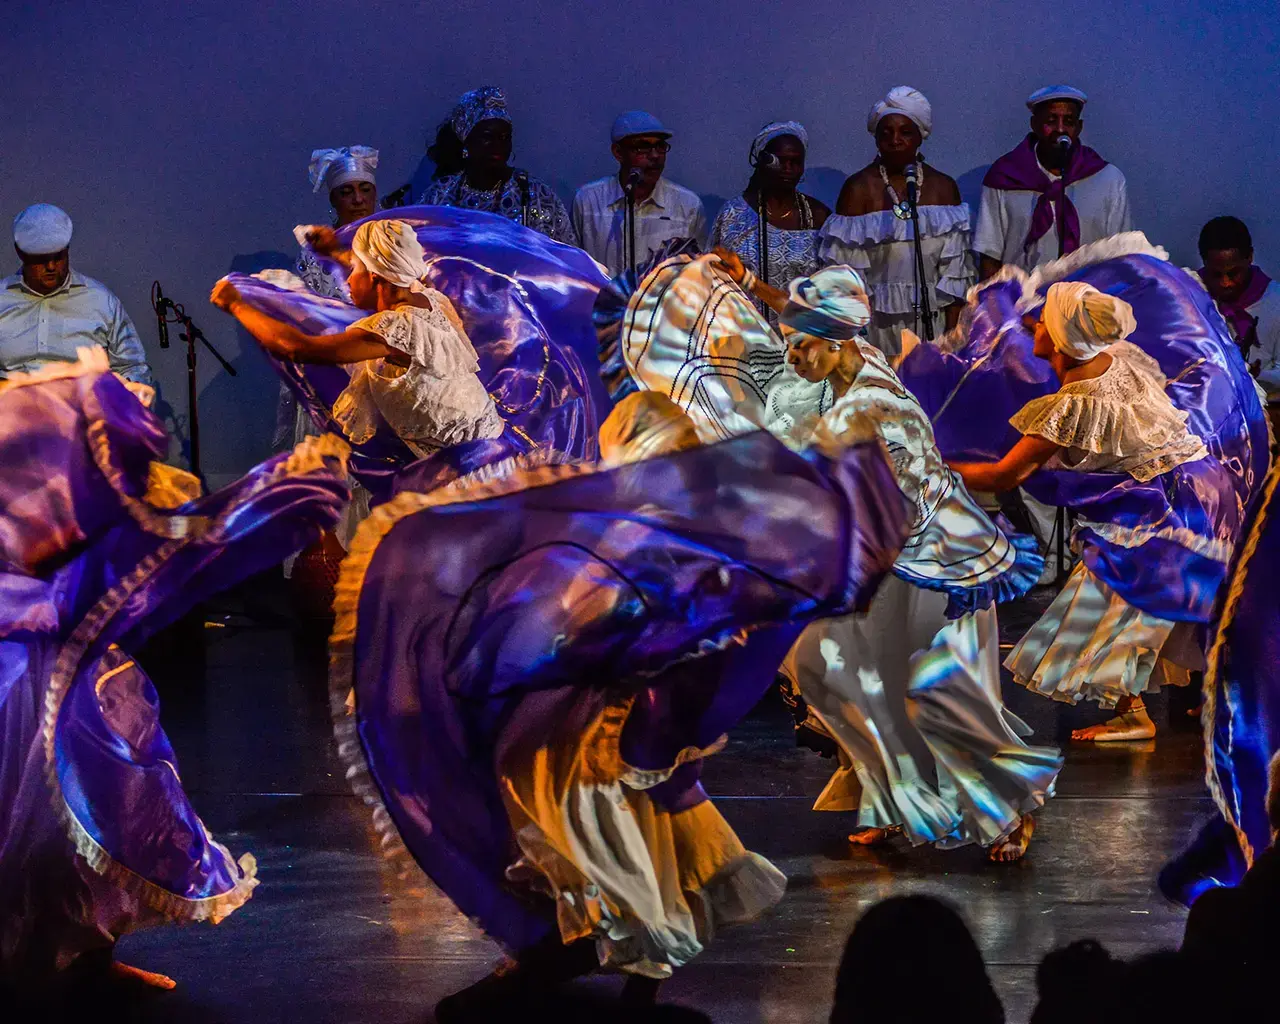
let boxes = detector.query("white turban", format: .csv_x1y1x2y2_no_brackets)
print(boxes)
309,146,378,194
750,120,808,165
13,203,73,255
351,219,429,293
867,86,932,139
1042,282,1136,360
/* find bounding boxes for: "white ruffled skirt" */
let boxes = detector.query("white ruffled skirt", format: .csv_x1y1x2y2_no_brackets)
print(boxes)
1005,562,1197,708
783,577,1062,848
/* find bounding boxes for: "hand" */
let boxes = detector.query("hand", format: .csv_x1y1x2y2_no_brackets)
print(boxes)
304,225,341,255
1251,358,1262,377
711,246,747,285
209,279,241,312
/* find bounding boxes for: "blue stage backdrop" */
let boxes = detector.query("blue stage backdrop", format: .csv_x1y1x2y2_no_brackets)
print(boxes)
1,0,1275,482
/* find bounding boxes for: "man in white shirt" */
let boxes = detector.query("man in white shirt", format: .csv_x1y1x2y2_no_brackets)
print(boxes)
1198,215,1280,403
974,86,1131,278
0,204,153,386
571,111,706,276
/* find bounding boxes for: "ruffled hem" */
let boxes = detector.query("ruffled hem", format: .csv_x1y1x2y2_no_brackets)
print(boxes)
895,527,1044,618
820,205,971,247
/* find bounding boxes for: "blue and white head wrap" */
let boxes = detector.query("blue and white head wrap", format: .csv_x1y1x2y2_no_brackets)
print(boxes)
780,266,872,342
450,86,511,143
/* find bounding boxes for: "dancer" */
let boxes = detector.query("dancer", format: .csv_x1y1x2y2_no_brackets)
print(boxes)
898,235,1268,743
213,217,505,459
0,351,347,998
328,387,909,1015
714,251,1058,860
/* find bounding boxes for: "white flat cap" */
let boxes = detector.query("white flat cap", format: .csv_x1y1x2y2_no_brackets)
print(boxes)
13,204,73,255
1027,85,1088,110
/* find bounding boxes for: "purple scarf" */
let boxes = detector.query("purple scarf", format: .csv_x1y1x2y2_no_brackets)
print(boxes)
983,134,1109,256
1200,265,1272,347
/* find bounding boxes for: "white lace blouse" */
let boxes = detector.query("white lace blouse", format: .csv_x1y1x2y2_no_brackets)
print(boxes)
333,293,505,458
1010,342,1208,482
819,205,974,357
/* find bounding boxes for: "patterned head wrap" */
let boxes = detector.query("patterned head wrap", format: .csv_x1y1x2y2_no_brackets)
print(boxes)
780,266,872,343
1042,281,1136,360
867,86,933,140
450,86,511,143
750,121,808,165
308,146,378,194
598,391,701,465
351,219,429,294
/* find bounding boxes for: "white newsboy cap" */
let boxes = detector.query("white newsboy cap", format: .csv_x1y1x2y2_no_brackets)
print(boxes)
13,203,73,255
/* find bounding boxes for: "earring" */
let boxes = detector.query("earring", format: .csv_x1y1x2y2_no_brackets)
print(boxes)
462,148,470,158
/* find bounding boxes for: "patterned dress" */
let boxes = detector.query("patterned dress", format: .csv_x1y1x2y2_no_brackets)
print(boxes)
709,196,822,324
422,172,574,244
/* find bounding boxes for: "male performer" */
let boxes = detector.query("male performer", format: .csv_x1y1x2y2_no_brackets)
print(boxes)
974,86,1131,278
1198,216,1280,401
0,204,152,386
571,111,706,275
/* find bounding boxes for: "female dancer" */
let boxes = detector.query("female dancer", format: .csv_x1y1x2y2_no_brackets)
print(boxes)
947,282,1209,739
897,235,1268,743
0,352,347,999
327,386,908,1016
821,87,973,357
688,250,1059,861
213,218,505,459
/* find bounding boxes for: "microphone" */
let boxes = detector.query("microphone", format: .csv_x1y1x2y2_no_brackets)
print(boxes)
625,166,643,192
381,183,412,209
515,169,532,204
1051,134,1073,164
905,163,919,207
151,280,170,349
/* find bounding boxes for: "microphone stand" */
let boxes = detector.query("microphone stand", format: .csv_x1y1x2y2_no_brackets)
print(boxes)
907,166,935,342
756,187,770,288
155,290,237,480
623,171,639,275
516,170,532,228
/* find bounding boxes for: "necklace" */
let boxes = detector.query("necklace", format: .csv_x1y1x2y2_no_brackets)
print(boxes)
879,160,923,220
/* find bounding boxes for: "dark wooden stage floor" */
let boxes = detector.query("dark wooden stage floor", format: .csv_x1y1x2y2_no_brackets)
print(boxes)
112,584,1209,1024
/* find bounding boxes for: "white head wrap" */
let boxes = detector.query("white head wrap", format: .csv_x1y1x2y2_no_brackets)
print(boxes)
780,265,872,343
1041,281,1136,360
749,120,808,165
13,203,73,255
351,219,429,294
309,146,378,194
867,86,932,139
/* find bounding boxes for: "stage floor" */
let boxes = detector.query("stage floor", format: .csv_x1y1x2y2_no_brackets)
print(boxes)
114,584,1207,1024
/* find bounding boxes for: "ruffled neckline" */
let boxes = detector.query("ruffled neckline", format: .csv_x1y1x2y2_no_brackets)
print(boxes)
822,204,971,246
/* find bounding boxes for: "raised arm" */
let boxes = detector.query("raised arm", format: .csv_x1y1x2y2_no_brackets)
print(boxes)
712,247,789,315
210,280,398,365
948,433,1062,492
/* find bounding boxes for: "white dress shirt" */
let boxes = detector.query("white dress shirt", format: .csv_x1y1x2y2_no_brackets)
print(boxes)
1238,279,1280,401
973,160,1131,271
0,269,152,384
571,175,707,275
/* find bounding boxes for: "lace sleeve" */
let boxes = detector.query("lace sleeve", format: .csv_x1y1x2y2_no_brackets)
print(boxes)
1009,392,1109,450
351,309,412,354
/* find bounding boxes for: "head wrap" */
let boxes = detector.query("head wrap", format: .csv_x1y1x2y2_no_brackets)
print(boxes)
308,146,378,194
351,219,429,294
1026,85,1088,111
749,121,808,165
450,86,510,143
13,203,73,255
598,391,701,465
780,266,872,343
867,87,932,140
1041,281,1135,360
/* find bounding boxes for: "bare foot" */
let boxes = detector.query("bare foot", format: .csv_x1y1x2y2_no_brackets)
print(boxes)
848,825,900,846
1071,708,1156,742
989,814,1036,863
109,961,176,990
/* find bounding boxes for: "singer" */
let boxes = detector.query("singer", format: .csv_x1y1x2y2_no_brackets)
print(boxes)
821,88,972,357
0,203,153,393
708,121,829,325
975,85,1131,278
571,110,706,276
420,86,573,243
